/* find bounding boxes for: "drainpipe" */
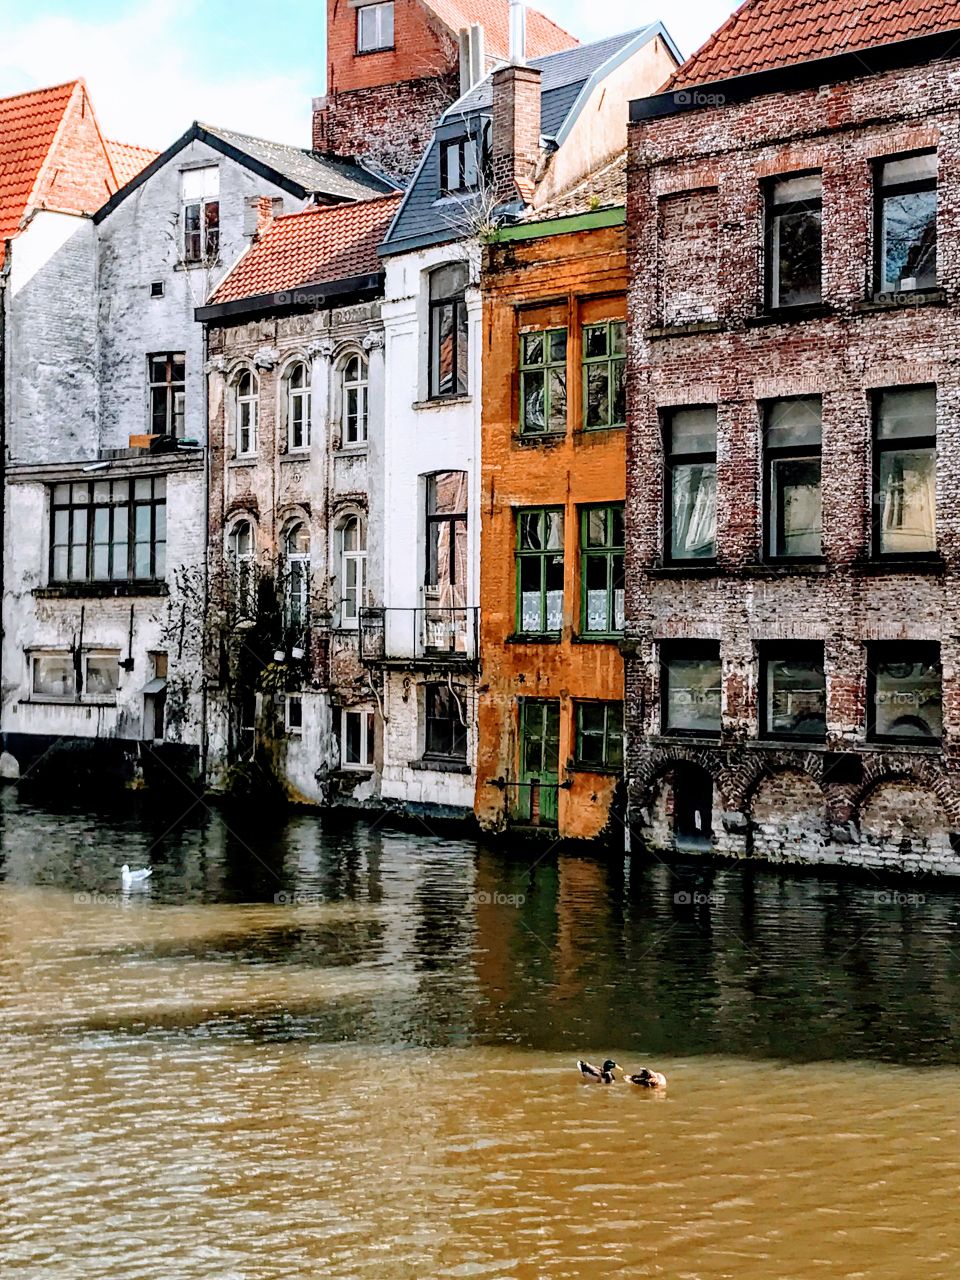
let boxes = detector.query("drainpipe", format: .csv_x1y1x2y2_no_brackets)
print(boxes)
0,255,7,724
200,321,210,785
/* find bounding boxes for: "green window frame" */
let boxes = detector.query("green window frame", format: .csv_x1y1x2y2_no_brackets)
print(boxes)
582,320,626,430
574,701,624,771
579,504,624,636
519,328,567,436
516,507,564,635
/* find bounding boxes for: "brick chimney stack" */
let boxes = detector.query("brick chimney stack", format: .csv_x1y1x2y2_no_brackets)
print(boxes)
491,64,542,204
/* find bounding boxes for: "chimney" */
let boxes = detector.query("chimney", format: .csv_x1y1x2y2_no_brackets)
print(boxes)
459,23,486,95
491,62,541,204
244,195,283,239
509,0,526,64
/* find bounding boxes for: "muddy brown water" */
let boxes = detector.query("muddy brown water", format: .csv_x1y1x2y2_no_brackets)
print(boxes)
1,791,958,1278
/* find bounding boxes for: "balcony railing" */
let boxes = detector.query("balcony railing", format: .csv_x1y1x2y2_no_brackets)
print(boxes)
359,605,479,665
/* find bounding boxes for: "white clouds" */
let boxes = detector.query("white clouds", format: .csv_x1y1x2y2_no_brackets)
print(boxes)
0,0,312,149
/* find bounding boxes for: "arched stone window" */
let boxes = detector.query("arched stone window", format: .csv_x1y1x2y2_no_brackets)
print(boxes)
284,361,311,452
283,519,311,629
342,354,368,445
340,515,367,627
228,519,256,615
235,370,259,457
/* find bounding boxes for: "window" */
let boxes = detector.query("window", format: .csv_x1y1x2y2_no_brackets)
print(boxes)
150,281,164,298
766,172,822,309
583,321,626,429
341,708,376,769
661,643,722,737
424,683,467,760
426,472,468,595
283,521,310,629
519,328,567,435
30,651,119,702
148,353,185,438
516,508,564,635
664,407,717,561
181,166,219,262
229,520,256,615
868,643,942,743
236,370,258,457
761,644,826,741
429,262,468,399
764,397,822,559
876,152,937,295
285,362,311,452
342,355,368,445
285,694,303,736
580,505,624,636
50,478,166,584
357,1,393,51
574,701,624,771
440,135,480,195
873,386,937,558
340,517,367,627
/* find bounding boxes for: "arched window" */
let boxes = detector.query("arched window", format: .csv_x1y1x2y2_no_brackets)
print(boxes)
285,362,311,452
283,520,311,629
236,370,258,457
340,516,367,627
428,262,468,399
229,520,255,615
342,355,368,445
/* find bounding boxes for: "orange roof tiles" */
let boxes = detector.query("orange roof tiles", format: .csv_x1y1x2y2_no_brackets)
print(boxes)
425,0,577,60
671,0,960,87
106,139,160,187
0,80,79,253
210,193,403,306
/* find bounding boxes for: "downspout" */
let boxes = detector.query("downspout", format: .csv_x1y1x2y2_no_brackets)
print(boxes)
200,321,210,785
0,249,7,729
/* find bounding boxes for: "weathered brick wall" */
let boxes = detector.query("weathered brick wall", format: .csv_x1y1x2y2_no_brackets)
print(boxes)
625,55,960,875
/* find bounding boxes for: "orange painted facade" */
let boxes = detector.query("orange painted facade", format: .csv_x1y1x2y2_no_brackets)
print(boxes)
476,218,627,842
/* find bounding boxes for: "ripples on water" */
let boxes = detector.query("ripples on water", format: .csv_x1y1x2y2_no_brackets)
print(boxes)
1,791,959,1277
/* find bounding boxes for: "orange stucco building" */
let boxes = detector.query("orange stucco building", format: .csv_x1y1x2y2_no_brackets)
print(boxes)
476,201,627,841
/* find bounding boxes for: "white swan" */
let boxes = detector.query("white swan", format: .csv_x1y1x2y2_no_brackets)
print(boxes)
121,864,153,886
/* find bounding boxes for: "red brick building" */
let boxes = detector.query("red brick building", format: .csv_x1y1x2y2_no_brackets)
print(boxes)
313,0,576,180
625,0,960,874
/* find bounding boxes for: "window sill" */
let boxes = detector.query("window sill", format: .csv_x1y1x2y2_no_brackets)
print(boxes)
355,45,395,57
229,457,258,468
21,698,118,708
505,632,562,645
174,259,219,273
745,303,833,327
854,288,946,313
576,424,626,437
567,761,622,777
741,559,828,576
572,631,623,645
512,429,567,446
853,556,944,575
647,562,718,578
412,395,472,411
410,756,471,775
647,733,722,748
280,450,311,461
863,738,942,753
333,445,368,457
36,582,169,599
646,319,723,340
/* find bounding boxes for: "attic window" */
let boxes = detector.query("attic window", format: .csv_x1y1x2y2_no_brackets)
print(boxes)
150,281,164,298
181,166,220,263
440,136,480,196
357,2,393,52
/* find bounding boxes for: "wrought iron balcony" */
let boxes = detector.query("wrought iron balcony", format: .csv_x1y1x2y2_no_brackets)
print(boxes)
359,604,479,667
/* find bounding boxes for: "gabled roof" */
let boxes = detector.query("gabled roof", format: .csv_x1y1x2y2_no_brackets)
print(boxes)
106,139,160,186
198,192,402,320
94,122,396,224
670,0,960,87
424,0,577,60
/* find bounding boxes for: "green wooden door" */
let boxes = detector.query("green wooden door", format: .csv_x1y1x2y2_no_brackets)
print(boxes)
515,699,560,826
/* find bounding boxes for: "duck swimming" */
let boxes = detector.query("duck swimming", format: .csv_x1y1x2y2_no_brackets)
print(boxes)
623,1068,667,1089
577,1058,619,1084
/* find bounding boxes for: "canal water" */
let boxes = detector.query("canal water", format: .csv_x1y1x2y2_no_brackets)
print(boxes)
1,790,959,1279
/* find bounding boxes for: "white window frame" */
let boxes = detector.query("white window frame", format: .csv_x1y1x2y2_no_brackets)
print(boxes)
283,520,311,630
236,371,259,457
357,1,393,52
181,166,220,263
29,649,121,704
342,354,369,446
285,694,303,736
341,707,375,770
340,516,367,628
229,519,256,616
285,361,312,452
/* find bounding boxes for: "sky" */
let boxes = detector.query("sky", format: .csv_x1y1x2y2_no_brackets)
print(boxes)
0,0,741,150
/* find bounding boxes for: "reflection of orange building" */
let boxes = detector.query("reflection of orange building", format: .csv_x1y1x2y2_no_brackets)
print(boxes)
476,182,627,842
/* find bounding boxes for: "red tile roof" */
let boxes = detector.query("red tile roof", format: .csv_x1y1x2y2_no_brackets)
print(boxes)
106,139,160,187
0,81,80,257
210,193,403,305
670,0,960,87
425,0,577,60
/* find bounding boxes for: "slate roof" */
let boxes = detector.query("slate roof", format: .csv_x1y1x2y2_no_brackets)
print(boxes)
424,0,577,60
670,0,960,87
382,25,671,257
205,193,403,310
106,139,161,186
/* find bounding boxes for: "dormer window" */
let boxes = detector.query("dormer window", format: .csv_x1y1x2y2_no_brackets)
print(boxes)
440,136,480,196
357,2,394,52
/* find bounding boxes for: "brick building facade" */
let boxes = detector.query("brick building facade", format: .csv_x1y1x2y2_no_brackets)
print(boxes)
624,22,960,874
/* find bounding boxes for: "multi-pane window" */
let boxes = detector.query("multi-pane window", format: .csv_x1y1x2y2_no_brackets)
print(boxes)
661,643,722,736
664,407,717,561
868,642,942,743
440,136,480,195
424,683,468,760
236,370,258,456
876,152,937,295
764,397,822,558
582,321,626,430
429,262,468,398
50,478,166,584
285,362,311,452
283,521,310,630
873,386,937,557
516,508,564,635
356,0,393,51
181,166,219,263
340,517,367,627
766,172,822,309
425,472,468,595
580,505,624,636
574,701,624,771
342,355,368,445
761,644,826,741
519,328,567,435
30,650,120,701
148,354,185,437
341,708,376,769
229,520,256,615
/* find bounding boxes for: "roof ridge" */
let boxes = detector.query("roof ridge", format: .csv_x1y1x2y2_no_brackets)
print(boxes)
0,78,81,106
197,121,313,152
270,191,404,226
